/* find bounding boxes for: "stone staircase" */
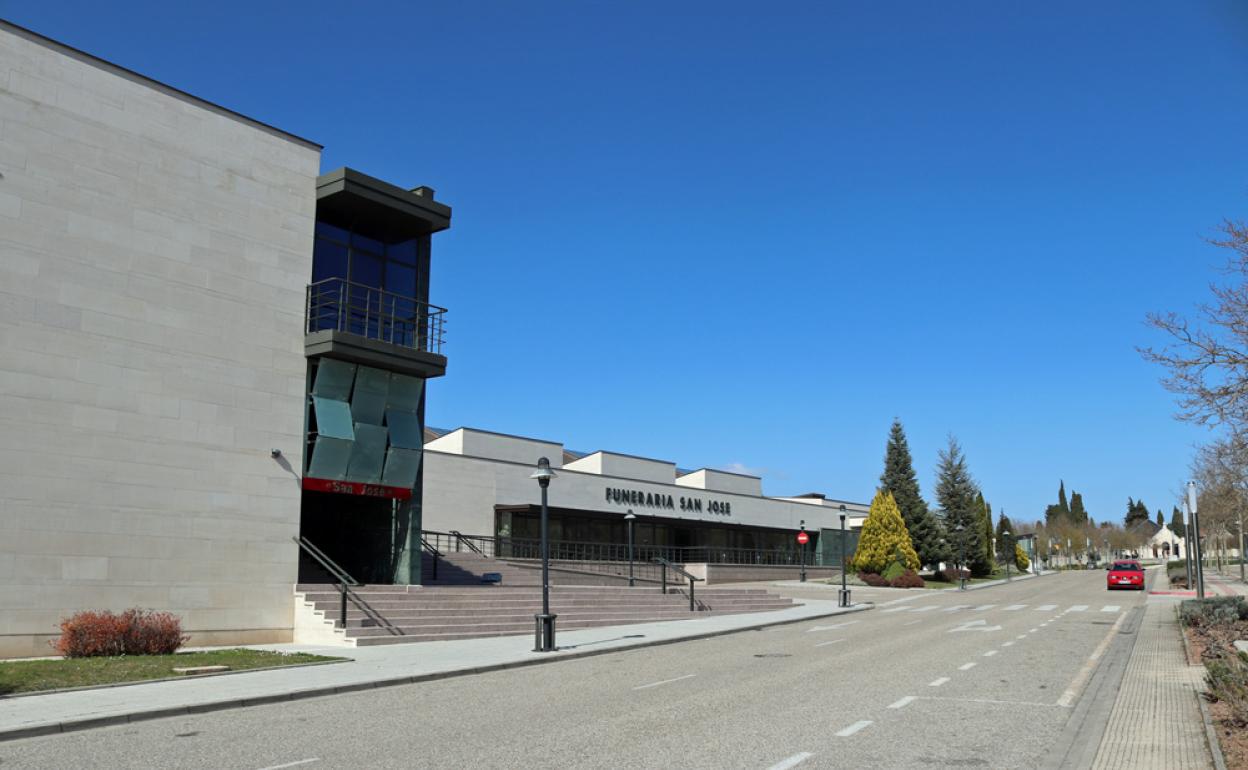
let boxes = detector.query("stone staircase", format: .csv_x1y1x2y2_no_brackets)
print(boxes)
297,550,799,646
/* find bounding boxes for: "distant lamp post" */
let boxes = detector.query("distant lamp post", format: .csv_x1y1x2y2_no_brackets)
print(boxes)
954,523,967,590
838,505,851,607
799,520,807,583
1003,528,1012,582
530,457,557,652
624,510,636,587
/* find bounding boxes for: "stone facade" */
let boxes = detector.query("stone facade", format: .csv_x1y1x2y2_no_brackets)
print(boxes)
0,23,321,657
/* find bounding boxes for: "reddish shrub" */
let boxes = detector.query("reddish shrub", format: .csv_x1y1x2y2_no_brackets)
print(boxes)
858,572,890,587
939,567,970,583
51,609,187,658
890,570,926,589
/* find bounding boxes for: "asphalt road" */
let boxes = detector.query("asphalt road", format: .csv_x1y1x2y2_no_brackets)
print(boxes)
0,570,1148,769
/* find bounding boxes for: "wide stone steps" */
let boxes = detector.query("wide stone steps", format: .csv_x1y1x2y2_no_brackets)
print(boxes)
338,603,791,625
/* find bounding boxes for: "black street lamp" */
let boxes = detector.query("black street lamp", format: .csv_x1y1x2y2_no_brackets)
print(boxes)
838,505,851,607
799,519,807,583
531,457,557,652
624,510,636,587
1002,528,1012,582
954,523,967,590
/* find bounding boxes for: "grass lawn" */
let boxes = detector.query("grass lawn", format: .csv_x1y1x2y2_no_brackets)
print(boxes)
0,649,346,695
917,569,1029,588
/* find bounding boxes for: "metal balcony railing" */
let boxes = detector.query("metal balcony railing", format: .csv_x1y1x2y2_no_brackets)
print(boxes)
306,277,446,355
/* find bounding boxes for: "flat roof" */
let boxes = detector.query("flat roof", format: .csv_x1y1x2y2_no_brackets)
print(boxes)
0,19,321,151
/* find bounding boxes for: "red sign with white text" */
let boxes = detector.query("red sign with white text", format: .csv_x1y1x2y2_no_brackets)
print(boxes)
796,531,809,545
302,477,412,500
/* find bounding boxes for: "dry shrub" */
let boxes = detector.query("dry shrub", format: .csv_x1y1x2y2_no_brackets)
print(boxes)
51,609,187,658
890,570,926,589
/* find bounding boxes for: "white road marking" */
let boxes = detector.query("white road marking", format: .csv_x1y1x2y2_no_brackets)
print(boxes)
972,604,996,611
912,605,938,613
1017,634,1027,639
1005,604,1027,611
815,639,846,647
1028,628,1039,633
888,696,917,709
882,606,913,613
835,720,873,737
903,619,923,626
929,677,951,687
767,752,815,770
959,662,977,671
1069,605,1088,612
1002,641,1015,647
806,621,860,633
948,619,1002,633
256,761,320,770
983,650,998,657
1036,604,1057,611
633,674,696,690
942,605,971,612
1058,611,1128,707
1101,605,1120,613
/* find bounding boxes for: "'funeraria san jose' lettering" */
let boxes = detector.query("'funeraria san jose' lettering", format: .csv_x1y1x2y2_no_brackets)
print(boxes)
605,487,731,516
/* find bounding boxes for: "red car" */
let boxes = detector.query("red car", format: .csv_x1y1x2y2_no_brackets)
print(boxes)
1107,560,1145,590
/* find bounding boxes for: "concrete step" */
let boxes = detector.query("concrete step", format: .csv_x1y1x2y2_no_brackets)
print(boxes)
340,606,796,628
304,597,795,613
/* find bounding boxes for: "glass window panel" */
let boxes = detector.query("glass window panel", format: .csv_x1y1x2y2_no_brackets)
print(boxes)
345,423,387,483
315,221,349,243
386,374,423,411
387,239,417,265
385,263,417,299
381,447,422,488
351,366,389,425
308,436,352,480
312,397,355,439
385,409,423,449
351,233,385,256
312,239,348,283
350,251,383,290
311,359,356,400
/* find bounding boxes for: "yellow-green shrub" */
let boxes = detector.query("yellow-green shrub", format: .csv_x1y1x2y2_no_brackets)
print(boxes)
851,490,920,575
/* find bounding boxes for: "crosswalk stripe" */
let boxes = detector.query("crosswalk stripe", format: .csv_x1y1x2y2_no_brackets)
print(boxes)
1005,604,1026,611
1101,605,1120,613
1069,605,1088,612
1035,604,1057,611
972,604,995,611
912,606,938,613
943,605,971,612
882,606,912,613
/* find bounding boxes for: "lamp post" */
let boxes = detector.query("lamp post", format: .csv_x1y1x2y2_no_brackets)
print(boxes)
624,510,636,587
1003,528,1012,582
799,519,807,583
1183,499,1193,590
955,523,967,590
838,505,851,607
1189,481,1205,599
531,457,557,651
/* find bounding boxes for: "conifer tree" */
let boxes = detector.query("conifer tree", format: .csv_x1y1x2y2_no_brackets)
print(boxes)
1156,510,1165,528
975,495,995,575
1125,499,1151,528
850,490,920,574
1058,481,1070,517
995,512,1016,562
879,419,947,568
1069,492,1088,523
936,437,986,576
1170,506,1186,538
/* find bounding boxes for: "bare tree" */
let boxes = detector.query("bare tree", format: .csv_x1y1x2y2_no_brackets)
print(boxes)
1140,220,1248,433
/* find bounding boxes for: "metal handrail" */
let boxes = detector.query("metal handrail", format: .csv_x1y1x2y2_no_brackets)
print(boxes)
449,530,485,555
305,277,447,355
652,557,704,611
420,536,442,581
294,536,359,629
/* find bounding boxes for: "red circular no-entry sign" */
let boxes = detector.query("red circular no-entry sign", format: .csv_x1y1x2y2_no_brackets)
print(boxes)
796,531,809,545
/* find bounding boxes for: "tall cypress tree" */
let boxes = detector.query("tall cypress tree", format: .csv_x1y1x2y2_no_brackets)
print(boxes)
1058,481,1070,517
879,419,947,568
977,496,995,575
1069,492,1088,523
995,511,1016,560
1170,506,1186,537
936,437,986,576
1125,499,1150,528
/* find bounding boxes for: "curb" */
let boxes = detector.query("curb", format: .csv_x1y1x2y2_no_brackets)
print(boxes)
0,603,873,742
1195,687,1230,770
939,570,1052,593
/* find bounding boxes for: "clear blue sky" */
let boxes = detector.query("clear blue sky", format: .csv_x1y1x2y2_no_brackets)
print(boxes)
7,2,1248,526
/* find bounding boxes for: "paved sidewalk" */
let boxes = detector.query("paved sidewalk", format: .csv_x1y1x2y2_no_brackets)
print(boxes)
0,596,868,741
1089,573,1213,769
